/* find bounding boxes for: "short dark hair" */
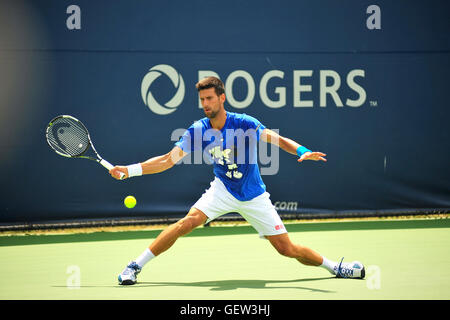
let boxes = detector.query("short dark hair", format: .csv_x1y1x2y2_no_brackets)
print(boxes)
195,76,225,96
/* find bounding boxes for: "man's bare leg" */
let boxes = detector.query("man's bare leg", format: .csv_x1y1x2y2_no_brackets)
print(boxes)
118,207,208,285
265,233,337,274
266,233,322,264
149,207,208,256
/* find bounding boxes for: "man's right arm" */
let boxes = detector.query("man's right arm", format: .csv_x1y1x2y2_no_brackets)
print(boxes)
109,146,188,180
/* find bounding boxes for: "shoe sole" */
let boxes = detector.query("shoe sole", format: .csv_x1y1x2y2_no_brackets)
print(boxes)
119,279,136,285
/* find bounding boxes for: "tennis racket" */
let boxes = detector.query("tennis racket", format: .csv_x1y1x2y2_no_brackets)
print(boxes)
46,115,124,179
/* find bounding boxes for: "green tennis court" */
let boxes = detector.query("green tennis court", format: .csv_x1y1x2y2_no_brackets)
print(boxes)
1,218,449,300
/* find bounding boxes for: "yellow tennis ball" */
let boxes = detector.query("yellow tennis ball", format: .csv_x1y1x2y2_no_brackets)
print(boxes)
124,195,136,209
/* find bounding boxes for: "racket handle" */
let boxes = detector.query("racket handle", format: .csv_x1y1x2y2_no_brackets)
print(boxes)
100,159,125,180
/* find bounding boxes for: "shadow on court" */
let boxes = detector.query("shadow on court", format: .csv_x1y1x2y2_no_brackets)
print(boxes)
52,277,336,293
131,277,336,292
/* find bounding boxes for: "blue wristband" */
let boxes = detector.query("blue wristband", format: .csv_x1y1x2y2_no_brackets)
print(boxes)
297,146,312,157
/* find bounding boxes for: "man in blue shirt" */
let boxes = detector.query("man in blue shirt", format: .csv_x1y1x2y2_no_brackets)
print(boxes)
175,110,267,201
110,77,365,285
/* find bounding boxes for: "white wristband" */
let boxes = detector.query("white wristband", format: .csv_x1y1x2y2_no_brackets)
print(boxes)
127,163,143,177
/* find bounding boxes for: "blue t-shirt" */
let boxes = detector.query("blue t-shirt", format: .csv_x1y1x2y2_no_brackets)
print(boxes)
175,112,266,201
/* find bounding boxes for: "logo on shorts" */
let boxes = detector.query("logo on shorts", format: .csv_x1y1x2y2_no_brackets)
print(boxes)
275,224,284,231
141,64,185,115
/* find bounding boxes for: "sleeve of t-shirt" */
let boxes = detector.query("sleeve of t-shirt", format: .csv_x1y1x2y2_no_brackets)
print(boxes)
242,114,266,141
174,122,204,154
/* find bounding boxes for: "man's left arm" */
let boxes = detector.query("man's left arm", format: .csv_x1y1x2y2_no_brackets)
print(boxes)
260,128,327,163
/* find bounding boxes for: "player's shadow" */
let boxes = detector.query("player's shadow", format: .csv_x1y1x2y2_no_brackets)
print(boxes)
137,277,335,293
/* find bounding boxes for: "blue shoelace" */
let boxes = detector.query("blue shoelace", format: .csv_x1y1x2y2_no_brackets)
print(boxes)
336,257,354,278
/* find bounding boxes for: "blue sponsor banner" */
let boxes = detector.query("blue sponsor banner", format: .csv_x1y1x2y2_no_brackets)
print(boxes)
0,0,449,222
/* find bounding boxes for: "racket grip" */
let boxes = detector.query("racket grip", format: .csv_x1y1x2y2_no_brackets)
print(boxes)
100,159,125,180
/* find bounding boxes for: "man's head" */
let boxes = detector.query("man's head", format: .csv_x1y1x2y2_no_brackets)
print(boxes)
196,76,225,119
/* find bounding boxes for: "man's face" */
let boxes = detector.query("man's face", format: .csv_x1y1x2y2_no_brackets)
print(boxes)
199,88,224,119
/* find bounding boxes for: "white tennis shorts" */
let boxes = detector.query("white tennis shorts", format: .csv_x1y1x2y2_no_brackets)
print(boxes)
193,177,287,238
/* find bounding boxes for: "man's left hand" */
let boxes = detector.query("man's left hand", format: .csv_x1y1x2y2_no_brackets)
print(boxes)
298,152,327,163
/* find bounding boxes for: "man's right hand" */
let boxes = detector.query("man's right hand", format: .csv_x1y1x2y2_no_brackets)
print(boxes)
109,166,129,180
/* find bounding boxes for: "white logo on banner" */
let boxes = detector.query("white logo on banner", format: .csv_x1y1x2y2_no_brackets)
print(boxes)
142,66,368,115
141,64,185,115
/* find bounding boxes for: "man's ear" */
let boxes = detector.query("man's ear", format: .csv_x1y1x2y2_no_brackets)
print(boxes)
220,93,226,104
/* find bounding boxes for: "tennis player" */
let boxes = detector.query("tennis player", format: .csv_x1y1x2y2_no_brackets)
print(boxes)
110,76,365,285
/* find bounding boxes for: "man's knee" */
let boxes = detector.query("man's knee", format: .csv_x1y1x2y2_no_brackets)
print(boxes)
175,210,206,235
174,217,195,235
267,234,300,258
270,239,295,257
274,243,296,257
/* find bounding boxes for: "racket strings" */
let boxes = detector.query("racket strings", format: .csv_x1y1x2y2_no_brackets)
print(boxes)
47,118,90,157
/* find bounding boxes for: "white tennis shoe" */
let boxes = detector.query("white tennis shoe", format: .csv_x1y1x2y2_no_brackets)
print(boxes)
334,257,365,279
118,261,142,285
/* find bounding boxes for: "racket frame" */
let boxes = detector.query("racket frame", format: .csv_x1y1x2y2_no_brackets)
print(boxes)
46,115,124,179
